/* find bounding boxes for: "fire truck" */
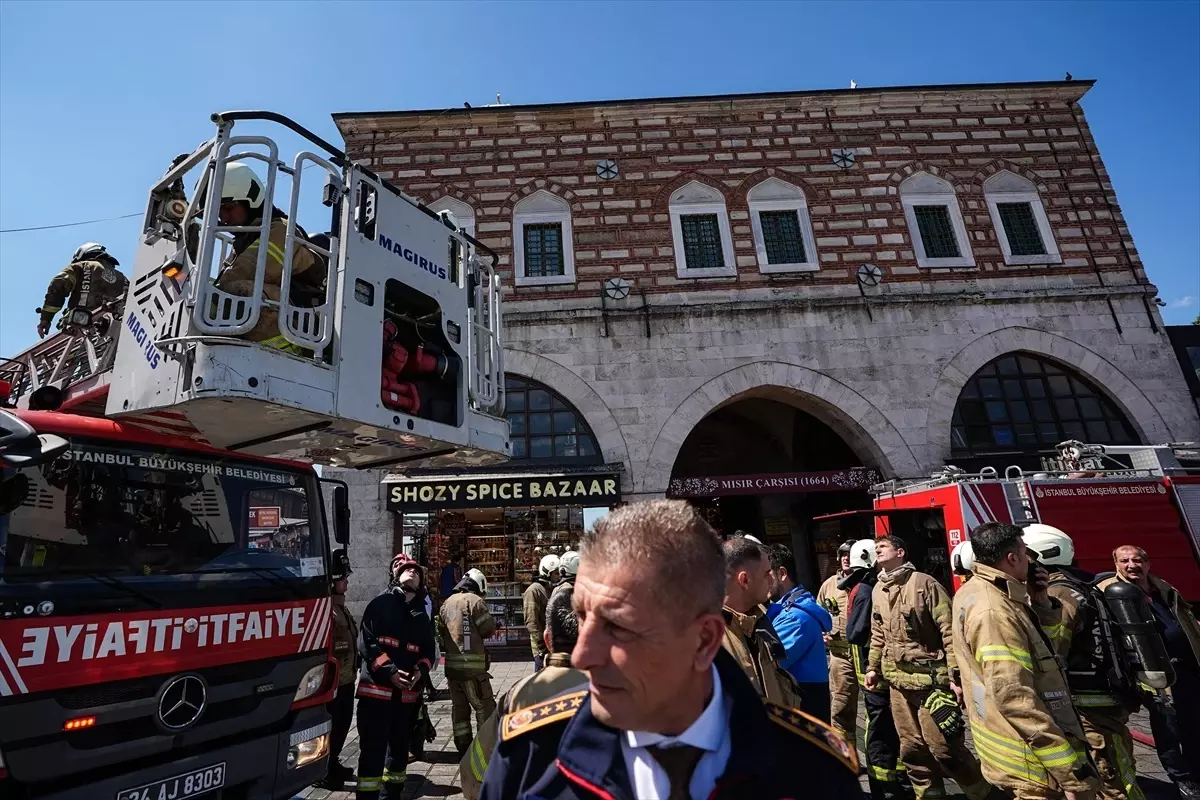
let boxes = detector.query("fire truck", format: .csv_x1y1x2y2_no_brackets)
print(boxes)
867,441,1200,598
0,111,511,799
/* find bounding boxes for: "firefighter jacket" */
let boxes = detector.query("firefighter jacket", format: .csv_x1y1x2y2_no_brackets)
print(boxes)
523,579,551,657
1098,573,1200,670
39,260,129,324
1040,568,1138,711
331,594,359,687
841,568,881,686
818,572,852,657
868,562,956,690
722,605,802,709
216,214,317,298
439,587,496,680
461,652,587,800
356,586,435,703
477,648,861,800
953,562,1098,795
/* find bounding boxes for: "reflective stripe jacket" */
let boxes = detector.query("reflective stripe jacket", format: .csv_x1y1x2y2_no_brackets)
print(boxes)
523,580,550,657
953,563,1098,795
460,652,587,800
868,563,955,690
439,588,496,680
478,648,861,800
818,573,852,656
356,586,435,702
722,606,802,709
39,260,128,323
215,215,317,302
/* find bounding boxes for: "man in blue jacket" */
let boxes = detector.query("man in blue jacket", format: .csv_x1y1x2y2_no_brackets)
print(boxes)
767,544,834,722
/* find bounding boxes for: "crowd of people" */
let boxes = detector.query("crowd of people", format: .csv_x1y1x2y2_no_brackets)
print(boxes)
318,499,1200,800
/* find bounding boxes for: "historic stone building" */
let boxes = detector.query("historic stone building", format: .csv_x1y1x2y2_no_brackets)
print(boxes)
332,79,1199,598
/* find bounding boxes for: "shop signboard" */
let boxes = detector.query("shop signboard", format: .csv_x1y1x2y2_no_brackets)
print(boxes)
386,471,621,512
667,468,880,499
249,506,281,528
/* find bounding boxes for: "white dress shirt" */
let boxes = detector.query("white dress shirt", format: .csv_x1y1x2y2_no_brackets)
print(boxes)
620,665,732,800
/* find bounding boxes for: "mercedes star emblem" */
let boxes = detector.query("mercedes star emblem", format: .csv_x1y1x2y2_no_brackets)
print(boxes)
157,674,207,730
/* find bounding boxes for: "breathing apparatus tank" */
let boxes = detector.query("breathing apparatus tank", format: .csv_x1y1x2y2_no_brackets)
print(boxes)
1103,581,1176,691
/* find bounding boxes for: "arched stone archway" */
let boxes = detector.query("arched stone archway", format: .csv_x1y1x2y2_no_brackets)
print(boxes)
926,327,1174,464
503,348,634,487
642,361,922,493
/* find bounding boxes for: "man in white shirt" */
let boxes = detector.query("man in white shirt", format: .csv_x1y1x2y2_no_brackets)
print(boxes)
478,499,860,800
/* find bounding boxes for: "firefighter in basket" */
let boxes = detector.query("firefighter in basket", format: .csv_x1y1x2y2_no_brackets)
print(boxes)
36,242,128,339
354,554,435,799
439,567,498,754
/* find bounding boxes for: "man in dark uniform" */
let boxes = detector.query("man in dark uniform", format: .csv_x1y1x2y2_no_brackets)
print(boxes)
316,549,358,790
479,500,860,800
37,242,128,338
355,554,435,799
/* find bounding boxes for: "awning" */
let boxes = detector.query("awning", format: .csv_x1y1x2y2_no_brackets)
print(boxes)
384,468,621,512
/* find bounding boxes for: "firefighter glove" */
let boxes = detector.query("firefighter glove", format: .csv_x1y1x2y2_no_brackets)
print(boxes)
923,688,964,739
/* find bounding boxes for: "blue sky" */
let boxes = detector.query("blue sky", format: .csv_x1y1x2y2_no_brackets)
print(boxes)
2,0,1198,356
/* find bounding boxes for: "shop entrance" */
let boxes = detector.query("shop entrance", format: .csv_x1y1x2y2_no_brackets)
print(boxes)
668,397,880,589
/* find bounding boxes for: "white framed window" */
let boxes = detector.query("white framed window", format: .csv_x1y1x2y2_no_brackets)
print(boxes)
900,172,975,269
513,191,575,287
669,181,736,279
983,171,1061,266
747,178,819,274
426,196,476,239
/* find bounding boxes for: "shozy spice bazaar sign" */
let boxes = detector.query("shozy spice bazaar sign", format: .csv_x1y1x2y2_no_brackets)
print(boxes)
386,472,621,512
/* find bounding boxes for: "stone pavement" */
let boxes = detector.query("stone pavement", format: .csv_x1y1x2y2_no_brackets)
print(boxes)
297,660,1182,799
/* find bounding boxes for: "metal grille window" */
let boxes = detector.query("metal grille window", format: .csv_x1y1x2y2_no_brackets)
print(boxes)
504,375,601,464
759,210,806,265
997,202,1046,256
680,214,726,270
951,354,1138,456
913,205,961,259
523,223,565,278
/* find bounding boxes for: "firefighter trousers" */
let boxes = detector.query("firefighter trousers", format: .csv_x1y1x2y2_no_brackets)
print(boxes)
328,681,356,768
891,686,989,800
356,696,416,800
449,675,496,752
829,652,860,747
865,687,913,800
1079,707,1142,800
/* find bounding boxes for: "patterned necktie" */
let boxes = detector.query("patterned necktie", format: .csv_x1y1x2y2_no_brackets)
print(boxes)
648,744,705,800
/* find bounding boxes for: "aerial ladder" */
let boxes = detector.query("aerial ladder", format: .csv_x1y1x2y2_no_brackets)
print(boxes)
0,111,509,469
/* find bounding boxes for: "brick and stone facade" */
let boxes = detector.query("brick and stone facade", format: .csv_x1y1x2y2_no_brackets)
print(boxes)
332,79,1199,517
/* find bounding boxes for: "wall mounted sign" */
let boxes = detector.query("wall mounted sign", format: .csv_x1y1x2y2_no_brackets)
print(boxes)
667,468,880,498
386,471,621,512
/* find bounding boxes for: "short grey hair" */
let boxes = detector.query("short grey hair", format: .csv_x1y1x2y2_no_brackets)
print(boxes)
580,500,725,620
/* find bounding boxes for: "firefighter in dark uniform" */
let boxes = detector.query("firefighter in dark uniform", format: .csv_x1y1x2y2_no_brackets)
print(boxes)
36,242,128,338
355,554,435,799
316,549,358,790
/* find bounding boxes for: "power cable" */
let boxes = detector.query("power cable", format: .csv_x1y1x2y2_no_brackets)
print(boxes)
0,212,141,235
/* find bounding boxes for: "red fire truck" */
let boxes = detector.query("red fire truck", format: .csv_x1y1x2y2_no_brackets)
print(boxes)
868,442,1200,598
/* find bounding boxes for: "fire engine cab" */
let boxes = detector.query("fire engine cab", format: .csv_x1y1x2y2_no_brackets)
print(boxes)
0,111,509,470
869,441,1200,598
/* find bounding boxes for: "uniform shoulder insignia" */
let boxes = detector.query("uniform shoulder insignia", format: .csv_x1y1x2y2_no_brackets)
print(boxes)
765,702,859,775
500,689,587,742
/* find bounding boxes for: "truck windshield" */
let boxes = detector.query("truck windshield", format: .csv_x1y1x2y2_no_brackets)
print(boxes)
0,437,324,580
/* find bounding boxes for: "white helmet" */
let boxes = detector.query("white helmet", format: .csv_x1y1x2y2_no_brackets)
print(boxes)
740,534,763,544
538,553,561,578
72,242,108,263
559,550,580,578
1023,523,1074,567
951,540,975,576
849,539,877,569
219,162,265,210
466,567,487,594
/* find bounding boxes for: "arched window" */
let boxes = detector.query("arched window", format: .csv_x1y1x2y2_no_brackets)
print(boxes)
900,172,974,269
951,353,1138,456
982,171,1060,266
747,178,819,274
505,375,602,464
513,190,575,287
669,180,736,279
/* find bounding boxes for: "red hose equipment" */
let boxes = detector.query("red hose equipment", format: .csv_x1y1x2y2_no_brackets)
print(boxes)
381,378,420,414
403,345,449,379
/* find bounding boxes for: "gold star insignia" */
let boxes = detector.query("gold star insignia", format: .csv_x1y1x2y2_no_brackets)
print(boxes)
570,695,583,708
554,701,567,712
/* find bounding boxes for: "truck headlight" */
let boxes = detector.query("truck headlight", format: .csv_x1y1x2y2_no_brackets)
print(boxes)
287,734,329,769
293,664,327,702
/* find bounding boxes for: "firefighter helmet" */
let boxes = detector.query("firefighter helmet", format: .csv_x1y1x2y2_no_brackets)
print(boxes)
220,162,266,210
559,550,580,578
1023,523,1075,567
849,539,877,569
466,567,487,594
538,553,561,578
951,540,975,575
72,242,117,265
331,549,353,580
837,539,855,557
391,553,424,584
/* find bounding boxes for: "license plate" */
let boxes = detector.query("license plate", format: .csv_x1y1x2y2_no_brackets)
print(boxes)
116,762,226,800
